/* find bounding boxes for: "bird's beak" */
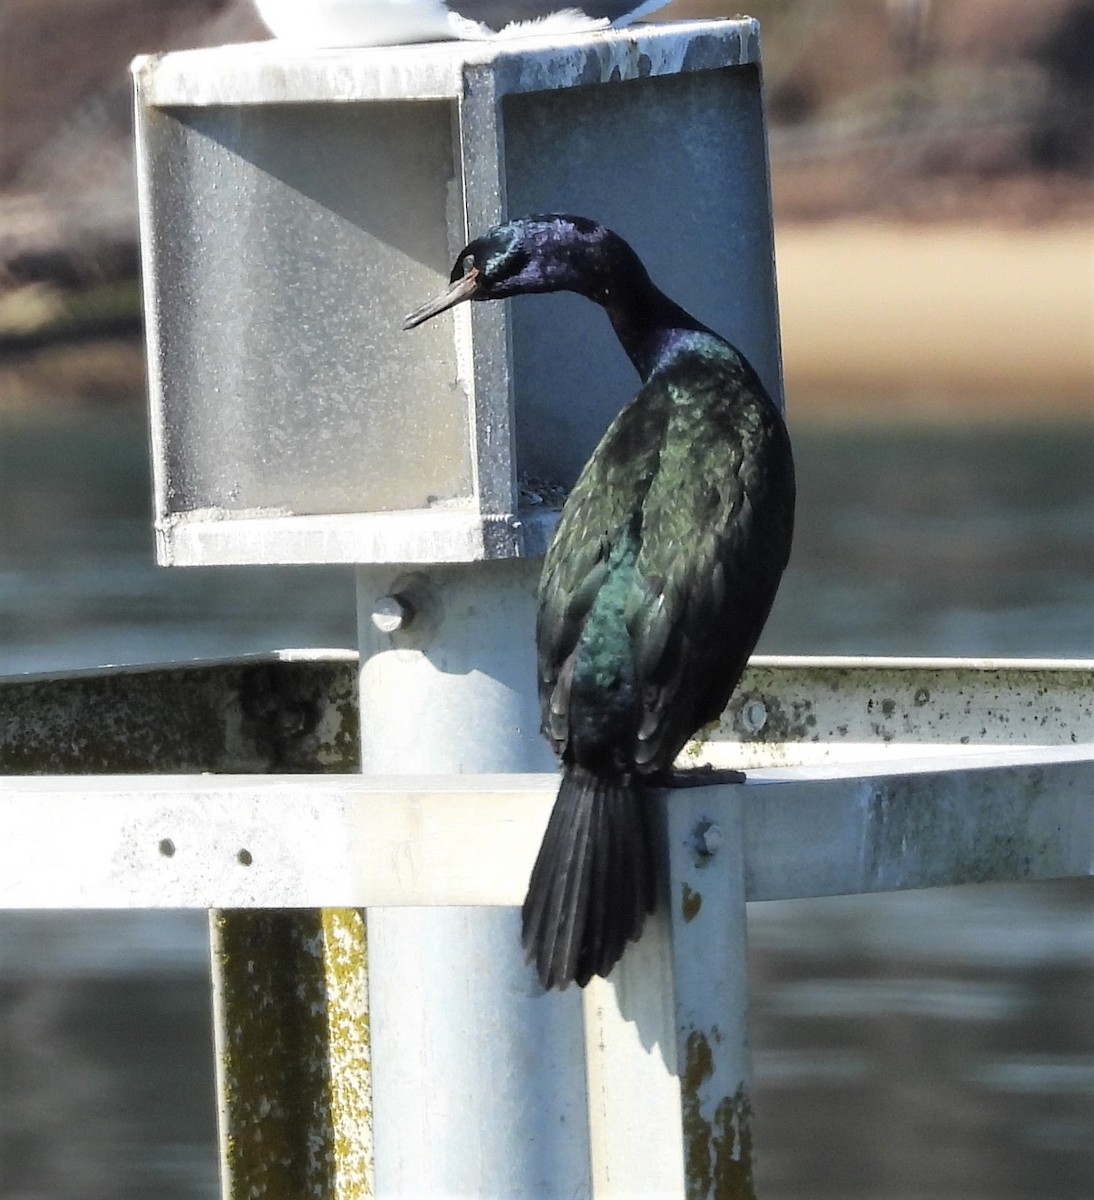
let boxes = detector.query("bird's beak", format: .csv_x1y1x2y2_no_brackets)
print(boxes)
402,267,480,330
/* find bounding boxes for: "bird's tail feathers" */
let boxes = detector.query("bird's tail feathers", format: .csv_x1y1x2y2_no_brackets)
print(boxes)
521,766,655,990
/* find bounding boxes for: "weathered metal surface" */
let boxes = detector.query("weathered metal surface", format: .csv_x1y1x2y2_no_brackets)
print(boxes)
212,907,371,1198
155,508,561,568
132,20,761,107
0,650,359,774
582,915,686,1199
8,653,1086,774
583,790,757,1200
132,20,780,566
0,652,365,1200
741,748,1094,900
708,655,1094,768
356,560,592,1199
0,748,1089,909
3,652,1090,1198
668,792,754,1200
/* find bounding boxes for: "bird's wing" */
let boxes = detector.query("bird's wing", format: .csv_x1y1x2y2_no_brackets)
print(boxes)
536,391,668,758
537,361,794,773
626,367,795,771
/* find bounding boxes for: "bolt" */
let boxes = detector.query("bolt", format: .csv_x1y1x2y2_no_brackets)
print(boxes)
742,698,767,733
371,593,415,633
693,820,723,859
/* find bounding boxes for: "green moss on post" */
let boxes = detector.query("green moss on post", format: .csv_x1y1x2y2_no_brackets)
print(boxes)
681,1030,755,1200
212,908,372,1198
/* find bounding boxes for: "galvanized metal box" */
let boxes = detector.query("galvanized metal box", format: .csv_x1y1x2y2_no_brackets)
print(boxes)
132,19,781,566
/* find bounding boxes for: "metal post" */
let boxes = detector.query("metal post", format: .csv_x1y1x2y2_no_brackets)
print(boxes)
667,791,755,1199
211,908,372,1199
582,791,755,1200
3,656,1092,1194
356,560,593,1196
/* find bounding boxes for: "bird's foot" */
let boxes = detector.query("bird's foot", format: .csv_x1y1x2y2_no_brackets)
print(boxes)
653,764,746,788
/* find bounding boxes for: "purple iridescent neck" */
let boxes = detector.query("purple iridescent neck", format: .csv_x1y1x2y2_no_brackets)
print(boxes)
516,217,714,383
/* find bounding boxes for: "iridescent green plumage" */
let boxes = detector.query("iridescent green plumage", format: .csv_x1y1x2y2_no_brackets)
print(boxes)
406,215,795,990
538,335,794,776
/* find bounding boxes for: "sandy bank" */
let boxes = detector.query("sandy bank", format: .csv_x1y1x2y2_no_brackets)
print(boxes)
776,221,1092,420
1,221,1091,420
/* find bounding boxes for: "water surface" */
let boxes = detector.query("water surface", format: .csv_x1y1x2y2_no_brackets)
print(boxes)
0,407,1091,1198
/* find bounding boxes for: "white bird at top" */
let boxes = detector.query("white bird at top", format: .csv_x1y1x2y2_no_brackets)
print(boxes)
254,0,674,48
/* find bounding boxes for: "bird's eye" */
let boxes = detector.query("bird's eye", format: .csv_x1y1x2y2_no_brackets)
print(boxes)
461,254,476,276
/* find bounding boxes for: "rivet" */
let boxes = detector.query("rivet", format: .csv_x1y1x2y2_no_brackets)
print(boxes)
371,593,415,633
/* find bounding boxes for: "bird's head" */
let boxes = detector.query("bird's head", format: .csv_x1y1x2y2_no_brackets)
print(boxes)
403,215,615,330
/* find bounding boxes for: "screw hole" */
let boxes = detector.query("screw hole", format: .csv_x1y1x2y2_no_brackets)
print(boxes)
158,838,175,858
237,849,253,867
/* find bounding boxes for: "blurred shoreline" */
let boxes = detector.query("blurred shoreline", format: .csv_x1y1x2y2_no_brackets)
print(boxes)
0,0,1090,422
1,217,1089,423
776,218,1093,421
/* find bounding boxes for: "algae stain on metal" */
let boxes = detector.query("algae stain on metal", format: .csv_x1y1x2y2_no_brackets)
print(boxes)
681,1030,755,1200
681,883,703,922
866,773,1047,887
213,909,372,1198
726,691,818,745
321,907,373,1196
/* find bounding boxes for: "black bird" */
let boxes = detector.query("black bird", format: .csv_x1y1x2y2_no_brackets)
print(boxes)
404,214,795,990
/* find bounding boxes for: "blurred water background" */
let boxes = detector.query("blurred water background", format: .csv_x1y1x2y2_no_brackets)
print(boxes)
1,402,1091,1198
1,0,1092,1196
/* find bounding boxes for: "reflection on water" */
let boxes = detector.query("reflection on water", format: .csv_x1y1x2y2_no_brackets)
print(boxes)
0,965,218,1200
0,408,1092,1198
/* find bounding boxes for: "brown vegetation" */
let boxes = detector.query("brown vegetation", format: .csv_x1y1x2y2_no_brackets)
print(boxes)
0,0,1090,410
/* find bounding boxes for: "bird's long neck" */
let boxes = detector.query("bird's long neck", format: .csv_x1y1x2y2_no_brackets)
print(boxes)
601,281,710,383
570,231,712,382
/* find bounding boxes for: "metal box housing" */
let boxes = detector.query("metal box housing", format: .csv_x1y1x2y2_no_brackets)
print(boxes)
133,19,780,565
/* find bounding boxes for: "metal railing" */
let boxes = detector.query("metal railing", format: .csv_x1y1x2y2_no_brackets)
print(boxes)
2,651,1091,1198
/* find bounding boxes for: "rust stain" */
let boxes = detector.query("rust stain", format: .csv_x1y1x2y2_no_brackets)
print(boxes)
681,883,703,922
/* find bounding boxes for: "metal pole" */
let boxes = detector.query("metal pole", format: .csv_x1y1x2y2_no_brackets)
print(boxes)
581,790,756,1200
356,559,593,1197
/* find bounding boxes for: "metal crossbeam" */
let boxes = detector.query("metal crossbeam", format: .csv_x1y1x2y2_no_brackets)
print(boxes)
1,747,1089,910
2,654,1090,1199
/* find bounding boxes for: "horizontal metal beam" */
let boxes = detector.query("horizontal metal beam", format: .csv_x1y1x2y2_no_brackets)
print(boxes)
710,655,1094,768
0,649,360,774
739,747,1094,900
132,20,760,108
4,653,1090,774
0,747,1089,910
155,506,559,567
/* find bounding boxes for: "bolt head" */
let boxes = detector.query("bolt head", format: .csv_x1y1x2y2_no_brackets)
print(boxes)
743,699,767,733
371,593,414,633
692,820,724,860
700,823,724,856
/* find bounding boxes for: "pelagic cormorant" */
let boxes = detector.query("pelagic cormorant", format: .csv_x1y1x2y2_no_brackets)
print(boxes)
405,214,795,990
